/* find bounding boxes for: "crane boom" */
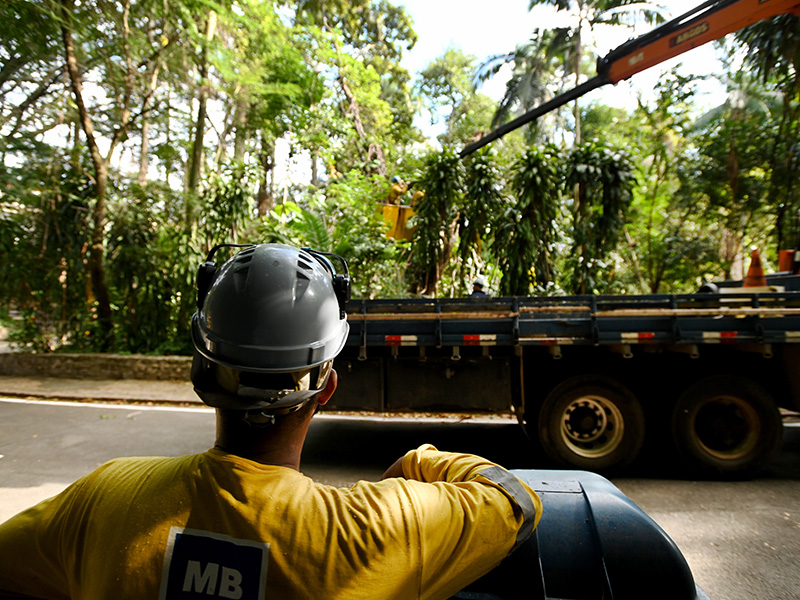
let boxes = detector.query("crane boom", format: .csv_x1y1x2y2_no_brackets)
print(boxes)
460,0,800,158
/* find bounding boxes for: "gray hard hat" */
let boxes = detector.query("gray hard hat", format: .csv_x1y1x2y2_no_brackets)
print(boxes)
191,243,350,412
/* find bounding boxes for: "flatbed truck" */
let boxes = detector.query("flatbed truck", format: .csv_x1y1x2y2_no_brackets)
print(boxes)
330,275,800,475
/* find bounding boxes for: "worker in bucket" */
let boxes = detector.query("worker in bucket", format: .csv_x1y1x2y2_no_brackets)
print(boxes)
387,174,413,204
0,243,541,600
470,276,490,298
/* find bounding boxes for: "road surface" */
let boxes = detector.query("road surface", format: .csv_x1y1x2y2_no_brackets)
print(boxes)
1,397,798,600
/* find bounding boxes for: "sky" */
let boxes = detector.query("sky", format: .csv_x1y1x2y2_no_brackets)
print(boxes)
396,0,729,115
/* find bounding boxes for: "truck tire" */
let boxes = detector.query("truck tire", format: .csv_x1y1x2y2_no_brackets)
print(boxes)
538,375,645,472
671,375,783,477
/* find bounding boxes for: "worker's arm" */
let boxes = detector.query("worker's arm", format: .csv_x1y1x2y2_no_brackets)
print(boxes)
399,444,540,542
386,444,542,599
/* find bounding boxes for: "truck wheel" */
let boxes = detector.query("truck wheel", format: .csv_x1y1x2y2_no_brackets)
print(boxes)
672,375,783,477
538,376,645,472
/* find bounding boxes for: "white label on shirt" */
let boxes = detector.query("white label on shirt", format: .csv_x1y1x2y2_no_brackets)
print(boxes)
159,527,269,600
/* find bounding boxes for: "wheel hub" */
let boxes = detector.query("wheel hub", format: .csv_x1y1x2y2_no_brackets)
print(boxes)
560,395,625,458
694,397,759,460
564,400,607,443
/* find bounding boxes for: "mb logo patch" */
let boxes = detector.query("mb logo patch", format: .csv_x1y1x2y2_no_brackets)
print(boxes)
159,527,269,599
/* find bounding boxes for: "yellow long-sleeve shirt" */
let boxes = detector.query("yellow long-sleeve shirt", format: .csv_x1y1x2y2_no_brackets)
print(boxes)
0,444,540,600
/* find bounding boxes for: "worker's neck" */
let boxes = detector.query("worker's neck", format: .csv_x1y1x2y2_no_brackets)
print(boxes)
214,407,314,471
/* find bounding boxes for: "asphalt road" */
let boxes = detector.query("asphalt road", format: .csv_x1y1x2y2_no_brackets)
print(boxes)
1,397,799,600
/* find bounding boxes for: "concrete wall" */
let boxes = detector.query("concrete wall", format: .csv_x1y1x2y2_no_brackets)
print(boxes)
0,353,192,381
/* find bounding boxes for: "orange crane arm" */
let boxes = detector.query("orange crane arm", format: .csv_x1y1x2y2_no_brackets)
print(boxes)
604,0,800,83
460,0,800,158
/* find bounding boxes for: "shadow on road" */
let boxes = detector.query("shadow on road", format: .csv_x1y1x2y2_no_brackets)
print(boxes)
301,415,800,485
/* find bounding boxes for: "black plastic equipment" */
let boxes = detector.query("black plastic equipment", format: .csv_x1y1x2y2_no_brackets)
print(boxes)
453,470,710,600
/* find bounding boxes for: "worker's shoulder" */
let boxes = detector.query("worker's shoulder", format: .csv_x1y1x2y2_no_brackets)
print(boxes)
86,453,200,482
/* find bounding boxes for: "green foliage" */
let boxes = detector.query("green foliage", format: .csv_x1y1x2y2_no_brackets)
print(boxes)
199,162,258,248
216,1,326,145
498,145,562,296
459,148,506,290
616,69,719,293
106,184,197,354
255,171,405,298
736,15,800,90
294,0,417,68
564,142,634,293
408,147,464,295
478,28,574,141
4,0,800,356
0,150,92,351
415,48,497,145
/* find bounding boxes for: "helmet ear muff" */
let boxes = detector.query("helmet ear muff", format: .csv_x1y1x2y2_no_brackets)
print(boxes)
331,273,351,319
196,243,255,311
196,261,217,310
303,248,351,319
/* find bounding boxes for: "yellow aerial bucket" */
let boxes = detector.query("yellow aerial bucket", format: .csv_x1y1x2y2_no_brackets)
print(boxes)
381,204,415,241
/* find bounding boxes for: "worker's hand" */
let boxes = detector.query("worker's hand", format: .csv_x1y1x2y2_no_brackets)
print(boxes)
380,455,405,480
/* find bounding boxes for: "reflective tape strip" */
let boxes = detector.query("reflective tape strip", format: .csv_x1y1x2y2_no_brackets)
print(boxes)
620,332,655,343
463,334,497,346
785,331,800,340
524,337,575,345
477,466,537,554
703,331,738,343
385,335,418,346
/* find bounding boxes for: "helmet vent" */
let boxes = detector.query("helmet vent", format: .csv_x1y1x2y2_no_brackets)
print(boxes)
235,249,254,264
297,255,315,273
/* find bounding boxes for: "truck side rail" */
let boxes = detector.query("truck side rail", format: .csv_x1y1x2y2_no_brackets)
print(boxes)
345,292,800,353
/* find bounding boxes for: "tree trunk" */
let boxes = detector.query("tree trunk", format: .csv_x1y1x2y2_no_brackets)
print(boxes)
233,96,248,162
334,46,387,176
60,0,114,347
138,63,160,186
187,11,217,201
256,136,275,217
573,29,582,145
311,146,319,187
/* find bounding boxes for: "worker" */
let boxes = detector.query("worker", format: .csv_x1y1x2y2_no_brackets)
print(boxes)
387,175,412,205
0,243,540,600
470,276,490,298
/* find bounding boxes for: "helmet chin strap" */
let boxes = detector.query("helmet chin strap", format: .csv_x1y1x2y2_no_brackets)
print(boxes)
241,398,314,427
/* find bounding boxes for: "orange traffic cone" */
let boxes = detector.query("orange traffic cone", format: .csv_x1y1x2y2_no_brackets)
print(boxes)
744,248,767,287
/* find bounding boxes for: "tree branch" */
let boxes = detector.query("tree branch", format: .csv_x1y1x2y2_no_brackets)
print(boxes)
6,67,64,136
60,0,104,174
0,53,26,90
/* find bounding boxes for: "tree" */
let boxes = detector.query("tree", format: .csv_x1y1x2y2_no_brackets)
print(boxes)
736,16,800,254
408,147,463,295
293,0,417,175
477,28,573,143
459,148,506,289
498,145,561,295
212,1,325,214
625,69,720,293
0,151,92,351
416,50,473,126
414,49,496,147
496,0,663,143
186,10,218,197
687,69,780,279
564,141,634,293
0,0,63,146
